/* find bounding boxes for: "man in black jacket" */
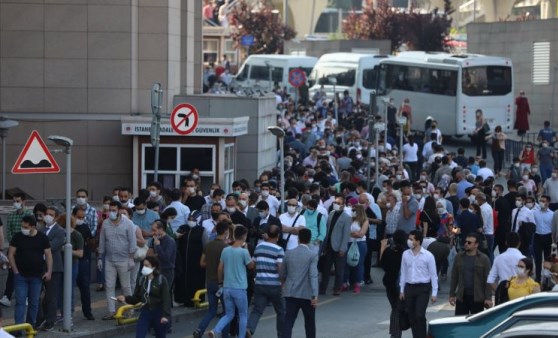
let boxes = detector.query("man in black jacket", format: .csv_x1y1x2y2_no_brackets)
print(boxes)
493,184,511,253
251,201,282,248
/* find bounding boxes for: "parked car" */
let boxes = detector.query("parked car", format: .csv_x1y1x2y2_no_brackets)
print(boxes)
427,292,558,338
482,308,558,337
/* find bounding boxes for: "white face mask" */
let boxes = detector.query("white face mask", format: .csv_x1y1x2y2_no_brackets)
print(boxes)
526,203,534,209
226,207,236,213
76,219,85,226
136,209,146,215
433,194,440,200
192,174,199,180
522,175,529,181
351,210,357,217
187,187,196,194
258,211,267,219
491,190,497,198
76,197,87,205
261,190,270,197
419,175,427,181
44,215,54,225
396,174,402,180
287,206,297,214
21,228,31,236
239,200,247,208
13,202,22,210
515,201,523,208
103,204,110,211
553,173,558,179
437,207,445,214
386,202,392,209
407,239,414,249
187,220,197,228
540,202,548,210
149,190,158,198
516,266,526,276
332,203,341,211
141,266,154,276
414,194,422,200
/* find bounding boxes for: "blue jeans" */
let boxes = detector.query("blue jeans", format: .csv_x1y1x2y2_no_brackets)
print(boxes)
14,274,42,326
213,288,247,338
344,241,367,285
197,281,229,337
540,163,553,184
247,285,284,336
77,258,93,316
485,235,494,264
136,307,167,338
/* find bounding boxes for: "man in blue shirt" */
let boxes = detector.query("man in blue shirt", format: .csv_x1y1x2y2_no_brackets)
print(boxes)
538,121,556,146
132,198,159,238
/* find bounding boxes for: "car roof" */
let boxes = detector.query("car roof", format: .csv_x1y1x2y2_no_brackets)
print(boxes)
494,321,558,337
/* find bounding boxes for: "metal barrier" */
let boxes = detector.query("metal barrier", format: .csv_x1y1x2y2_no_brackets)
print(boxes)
2,323,37,337
192,289,208,308
114,302,143,325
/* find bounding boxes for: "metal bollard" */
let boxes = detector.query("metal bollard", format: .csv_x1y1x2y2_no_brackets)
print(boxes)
3,323,37,337
114,302,144,325
192,289,209,308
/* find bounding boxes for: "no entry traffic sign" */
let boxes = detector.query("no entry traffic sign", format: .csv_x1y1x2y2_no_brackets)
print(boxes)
288,68,306,88
170,103,199,135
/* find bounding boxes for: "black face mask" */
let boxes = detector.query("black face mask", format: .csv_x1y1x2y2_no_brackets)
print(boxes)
211,212,219,221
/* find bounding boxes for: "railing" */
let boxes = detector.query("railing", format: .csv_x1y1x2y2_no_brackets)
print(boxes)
192,289,209,308
2,323,37,337
114,302,143,325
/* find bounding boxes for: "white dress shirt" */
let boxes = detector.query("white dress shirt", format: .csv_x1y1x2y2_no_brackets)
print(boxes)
279,211,306,251
511,207,535,232
534,209,554,234
487,247,525,284
399,246,439,297
477,167,495,180
480,202,494,235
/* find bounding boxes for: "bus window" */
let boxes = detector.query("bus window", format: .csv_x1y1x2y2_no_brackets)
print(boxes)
384,64,457,96
236,65,249,81
250,65,284,82
462,66,512,96
312,66,356,87
363,68,378,89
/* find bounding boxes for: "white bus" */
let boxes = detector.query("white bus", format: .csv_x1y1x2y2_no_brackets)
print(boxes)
234,55,317,95
308,52,387,105
377,51,514,136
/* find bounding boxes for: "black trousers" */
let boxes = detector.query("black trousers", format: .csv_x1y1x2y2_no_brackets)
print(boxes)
318,250,345,293
455,294,484,316
534,233,552,282
283,297,315,338
37,272,62,325
404,283,431,338
363,238,375,282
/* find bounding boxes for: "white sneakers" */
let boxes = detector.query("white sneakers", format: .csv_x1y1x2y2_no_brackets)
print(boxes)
0,295,11,307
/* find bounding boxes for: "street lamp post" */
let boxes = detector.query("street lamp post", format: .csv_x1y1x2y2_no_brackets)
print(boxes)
0,117,19,200
48,135,73,333
328,76,338,124
397,116,407,166
150,83,163,182
268,126,285,214
374,122,386,188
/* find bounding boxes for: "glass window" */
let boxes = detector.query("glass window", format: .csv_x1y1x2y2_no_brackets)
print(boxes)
145,174,176,190
236,65,249,81
180,147,214,172
224,39,237,65
362,68,378,89
224,145,234,171
383,64,457,96
203,39,219,64
310,66,356,87
462,66,512,96
250,65,283,82
144,147,177,171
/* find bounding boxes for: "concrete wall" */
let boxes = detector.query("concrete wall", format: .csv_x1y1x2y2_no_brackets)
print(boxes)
0,0,202,200
173,94,277,182
284,39,392,57
467,19,558,129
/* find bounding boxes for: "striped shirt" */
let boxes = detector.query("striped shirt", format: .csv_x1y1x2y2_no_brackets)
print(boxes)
98,216,137,262
254,241,284,286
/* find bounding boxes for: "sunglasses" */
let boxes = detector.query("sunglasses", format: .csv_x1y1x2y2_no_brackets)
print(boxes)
287,204,298,207
465,241,476,244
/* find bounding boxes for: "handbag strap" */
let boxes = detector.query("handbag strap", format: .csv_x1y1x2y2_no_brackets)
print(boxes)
285,211,303,245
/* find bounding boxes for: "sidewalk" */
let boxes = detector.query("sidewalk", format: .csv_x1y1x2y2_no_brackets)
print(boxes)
0,274,205,338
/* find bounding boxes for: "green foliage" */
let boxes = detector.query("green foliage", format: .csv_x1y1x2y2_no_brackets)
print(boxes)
229,0,296,54
342,0,454,52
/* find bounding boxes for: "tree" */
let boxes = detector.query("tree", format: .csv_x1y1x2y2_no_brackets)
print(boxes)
342,0,454,52
228,0,296,55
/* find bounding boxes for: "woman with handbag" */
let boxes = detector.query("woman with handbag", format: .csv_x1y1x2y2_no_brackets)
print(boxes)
491,126,507,176
420,197,440,238
341,204,369,294
508,258,540,301
471,109,489,159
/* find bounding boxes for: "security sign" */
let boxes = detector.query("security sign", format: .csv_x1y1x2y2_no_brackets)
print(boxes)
288,68,307,88
170,103,199,135
12,130,60,174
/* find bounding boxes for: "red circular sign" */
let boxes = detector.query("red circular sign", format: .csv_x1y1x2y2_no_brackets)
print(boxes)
288,68,306,88
170,103,199,135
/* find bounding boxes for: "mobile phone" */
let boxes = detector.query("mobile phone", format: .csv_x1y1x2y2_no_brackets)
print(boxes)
110,296,118,301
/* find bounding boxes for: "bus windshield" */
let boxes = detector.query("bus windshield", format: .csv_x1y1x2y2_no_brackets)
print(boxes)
462,66,512,96
311,66,356,87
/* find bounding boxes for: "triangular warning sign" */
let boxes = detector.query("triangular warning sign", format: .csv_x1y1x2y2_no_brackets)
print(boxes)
12,130,60,174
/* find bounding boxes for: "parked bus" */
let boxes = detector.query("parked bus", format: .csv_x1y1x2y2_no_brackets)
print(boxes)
308,52,387,105
234,55,317,95
377,51,514,136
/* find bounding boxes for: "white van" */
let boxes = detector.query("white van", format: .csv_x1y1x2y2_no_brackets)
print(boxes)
308,53,387,105
234,55,318,95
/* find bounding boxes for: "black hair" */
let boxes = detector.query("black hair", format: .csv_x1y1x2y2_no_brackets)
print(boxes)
255,201,269,211
133,197,146,207
298,228,311,244
144,256,160,272
109,201,122,209
22,215,37,227
216,221,230,235
152,219,167,232
234,225,248,239
409,229,423,244
466,232,481,245
76,188,89,196
506,232,520,248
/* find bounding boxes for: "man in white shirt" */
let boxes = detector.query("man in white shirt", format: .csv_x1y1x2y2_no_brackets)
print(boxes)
511,195,535,256
476,160,495,181
533,195,554,282
399,230,438,338
165,189,190,233
487,232,525,305
476,193,494,263
260,183,280,217
279,199,306,251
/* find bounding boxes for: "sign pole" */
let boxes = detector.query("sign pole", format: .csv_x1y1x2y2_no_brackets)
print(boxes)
151,83,163,182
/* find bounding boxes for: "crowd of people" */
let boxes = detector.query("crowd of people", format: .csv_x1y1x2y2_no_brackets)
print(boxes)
2,89,558,338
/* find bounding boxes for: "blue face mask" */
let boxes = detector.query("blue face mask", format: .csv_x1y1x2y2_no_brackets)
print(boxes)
307,209,316,215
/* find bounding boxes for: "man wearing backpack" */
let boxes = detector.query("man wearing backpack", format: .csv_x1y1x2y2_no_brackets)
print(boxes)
302,200,326,255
